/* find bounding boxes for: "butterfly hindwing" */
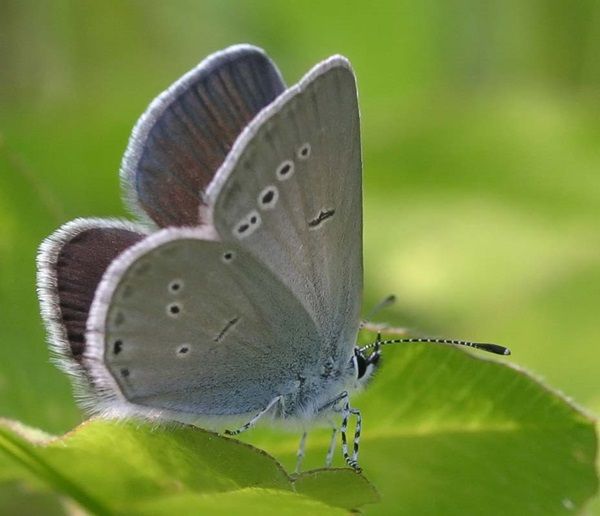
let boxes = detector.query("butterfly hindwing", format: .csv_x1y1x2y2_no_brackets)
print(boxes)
37,219,147,389
85,227,321,418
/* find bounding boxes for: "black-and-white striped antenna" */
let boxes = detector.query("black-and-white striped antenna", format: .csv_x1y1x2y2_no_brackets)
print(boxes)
360,335,511,356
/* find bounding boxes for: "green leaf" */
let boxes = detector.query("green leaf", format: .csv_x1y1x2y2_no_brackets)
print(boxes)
128,489,346,515
294,468,380,510
2,335,594,514
0,418,375,514
243,334,599,515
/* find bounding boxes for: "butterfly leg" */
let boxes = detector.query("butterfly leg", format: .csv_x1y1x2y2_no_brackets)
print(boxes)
223,395,282,436
295,431,308,474
340,395,362,472
318,391,362,471
325,426,338,467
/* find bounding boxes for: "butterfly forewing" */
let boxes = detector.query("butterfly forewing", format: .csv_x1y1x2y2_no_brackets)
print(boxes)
86,228,321,417
208,58,362,364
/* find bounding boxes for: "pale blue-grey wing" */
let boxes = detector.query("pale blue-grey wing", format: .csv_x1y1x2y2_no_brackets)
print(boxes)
206,57,362,365
85,227,321,418
121,44,286,228
37,219,147,386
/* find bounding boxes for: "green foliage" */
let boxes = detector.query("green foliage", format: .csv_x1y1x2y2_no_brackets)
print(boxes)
0,418,377,513
0,1,599,513
245,338,598,515
0,339,596,514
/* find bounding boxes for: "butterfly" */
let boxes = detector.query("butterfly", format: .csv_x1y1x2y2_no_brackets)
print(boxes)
37,44,509,472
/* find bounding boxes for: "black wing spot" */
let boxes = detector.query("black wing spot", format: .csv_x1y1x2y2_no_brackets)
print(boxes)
222,251,235,263
297,143,311,160
234,211,261,239
262,190,274,203
167,302,182,317
168,279,184,293
308,209,335,228
258,185,279,210
120,368,130,378
113,339,123,355
214,317,240,342
177,344,190,356
276,160,295,180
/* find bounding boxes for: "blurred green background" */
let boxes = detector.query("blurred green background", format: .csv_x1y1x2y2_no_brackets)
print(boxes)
0,0,598,493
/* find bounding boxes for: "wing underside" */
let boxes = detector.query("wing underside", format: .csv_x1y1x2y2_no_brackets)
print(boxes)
208,58,363,364
85,227,321,417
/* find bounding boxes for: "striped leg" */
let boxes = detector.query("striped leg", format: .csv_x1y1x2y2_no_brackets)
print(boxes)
295,431,308,474
317,391,362,471
325,426,338,467
223,395,282,436
340,395,362,471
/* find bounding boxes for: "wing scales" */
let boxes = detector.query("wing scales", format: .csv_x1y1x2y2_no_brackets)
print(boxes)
208,59,362,363
86,228,321,416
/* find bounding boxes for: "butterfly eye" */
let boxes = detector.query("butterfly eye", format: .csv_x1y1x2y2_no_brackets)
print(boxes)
355,353,368,379
297,143,311,160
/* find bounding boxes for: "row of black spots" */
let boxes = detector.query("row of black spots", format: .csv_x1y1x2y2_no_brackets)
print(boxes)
113,338,191,360
274,143,310,182
233,210,261,239
114,340,127,381
232,142,309,237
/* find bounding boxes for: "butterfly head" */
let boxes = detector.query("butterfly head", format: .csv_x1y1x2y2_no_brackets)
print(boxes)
351,344,381,386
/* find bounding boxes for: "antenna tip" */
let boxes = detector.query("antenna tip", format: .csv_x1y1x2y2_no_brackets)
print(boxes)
477,343,511,356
